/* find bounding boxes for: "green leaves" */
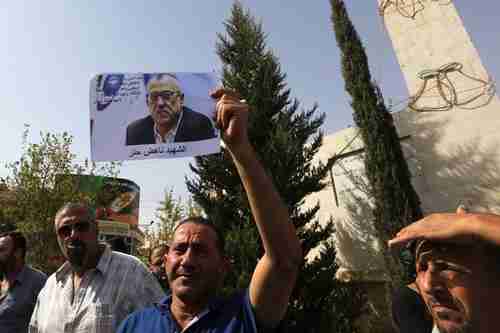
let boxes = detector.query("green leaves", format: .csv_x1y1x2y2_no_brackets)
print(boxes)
153,188,203,245
330,0,423,284
1,128,119,273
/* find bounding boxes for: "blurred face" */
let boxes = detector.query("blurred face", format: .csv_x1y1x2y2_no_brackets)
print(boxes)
103,74,123,96
150,247,167,275
147,79,183,132
416,242,498,333
166,223,226,304
0,236,16,276
55,207,99,272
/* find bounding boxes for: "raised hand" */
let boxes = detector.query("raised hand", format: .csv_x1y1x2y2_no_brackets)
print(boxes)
388,207,474,249
210,88,250,153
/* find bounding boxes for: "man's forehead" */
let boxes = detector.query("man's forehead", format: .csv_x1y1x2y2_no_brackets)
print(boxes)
55,207,89,225
416,241,478,265
148,81,180,94
172,223,217,243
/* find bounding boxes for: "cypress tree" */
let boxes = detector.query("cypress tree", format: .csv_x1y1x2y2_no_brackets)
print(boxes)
187,2,362,331
330,0,423,290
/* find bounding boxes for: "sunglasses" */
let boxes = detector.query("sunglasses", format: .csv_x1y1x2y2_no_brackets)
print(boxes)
57,221,92,238
149,91,179,103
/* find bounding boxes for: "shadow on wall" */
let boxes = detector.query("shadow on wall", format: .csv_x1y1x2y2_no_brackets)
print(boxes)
332,104,500,278
329,105,500,333
335,168,387,281
396,109,500,214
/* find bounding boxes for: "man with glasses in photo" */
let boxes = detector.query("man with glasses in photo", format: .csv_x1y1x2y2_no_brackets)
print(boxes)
126,73,216,145
29,203,165,333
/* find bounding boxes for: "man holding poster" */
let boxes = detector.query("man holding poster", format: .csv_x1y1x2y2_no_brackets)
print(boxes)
126,73,216,145
117,89,302,332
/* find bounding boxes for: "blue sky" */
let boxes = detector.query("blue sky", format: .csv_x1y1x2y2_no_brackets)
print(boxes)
1,1,498,227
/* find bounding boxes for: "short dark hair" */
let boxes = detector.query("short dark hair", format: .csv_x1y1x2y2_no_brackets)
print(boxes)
173,217,225,255
55,202,96,224
0,231,27,260
54,202,98,237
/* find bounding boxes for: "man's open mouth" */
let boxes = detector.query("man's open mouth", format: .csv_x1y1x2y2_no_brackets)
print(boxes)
432,303,465,324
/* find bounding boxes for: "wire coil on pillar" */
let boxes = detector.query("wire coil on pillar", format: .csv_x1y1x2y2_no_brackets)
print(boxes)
379,0,453,19
408,62,495,112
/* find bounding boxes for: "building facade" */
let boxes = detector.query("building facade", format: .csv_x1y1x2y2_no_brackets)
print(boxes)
306,0,500,282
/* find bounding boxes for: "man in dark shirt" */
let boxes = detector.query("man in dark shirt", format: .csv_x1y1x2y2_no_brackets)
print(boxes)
0,231,47,333
126,73,216,145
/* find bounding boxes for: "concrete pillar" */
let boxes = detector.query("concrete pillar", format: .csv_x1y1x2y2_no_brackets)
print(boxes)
379,0,500,213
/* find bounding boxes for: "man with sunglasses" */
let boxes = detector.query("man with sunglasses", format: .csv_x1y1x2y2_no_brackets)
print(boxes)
117,88,302,332
126,73,216,145
389,207,500,333
29,203,165,333
0,231,47,333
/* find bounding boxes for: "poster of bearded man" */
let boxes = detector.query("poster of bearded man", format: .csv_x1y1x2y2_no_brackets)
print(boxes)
90,72,220,161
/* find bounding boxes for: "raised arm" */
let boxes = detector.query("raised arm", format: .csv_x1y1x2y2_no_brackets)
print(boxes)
212,88,302,328
389,207,500,249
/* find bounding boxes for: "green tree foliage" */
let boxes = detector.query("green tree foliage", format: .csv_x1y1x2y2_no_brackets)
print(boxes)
187,3,363,331
330,0,423,283
153,188,203,246
1,126,119,273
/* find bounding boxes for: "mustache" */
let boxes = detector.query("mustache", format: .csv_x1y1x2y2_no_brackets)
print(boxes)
427,293,464,313
171,267,198,280
155,105,178,116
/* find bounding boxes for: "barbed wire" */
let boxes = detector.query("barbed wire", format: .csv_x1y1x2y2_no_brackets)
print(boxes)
379,0,453,19
379,0,424,19
375,1,497,113
386,83,494,114
407,62,496,112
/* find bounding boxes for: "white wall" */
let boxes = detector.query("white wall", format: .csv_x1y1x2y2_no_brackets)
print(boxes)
306,1,500,281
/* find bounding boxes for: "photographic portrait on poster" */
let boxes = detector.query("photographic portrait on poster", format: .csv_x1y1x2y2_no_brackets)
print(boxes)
90,72,220,161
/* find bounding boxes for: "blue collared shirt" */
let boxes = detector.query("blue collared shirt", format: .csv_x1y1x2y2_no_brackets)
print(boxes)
117,290,259,333
0,265,47,333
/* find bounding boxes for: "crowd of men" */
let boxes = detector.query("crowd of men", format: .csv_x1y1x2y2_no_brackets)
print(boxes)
1,88,302,333
1,88,499,333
